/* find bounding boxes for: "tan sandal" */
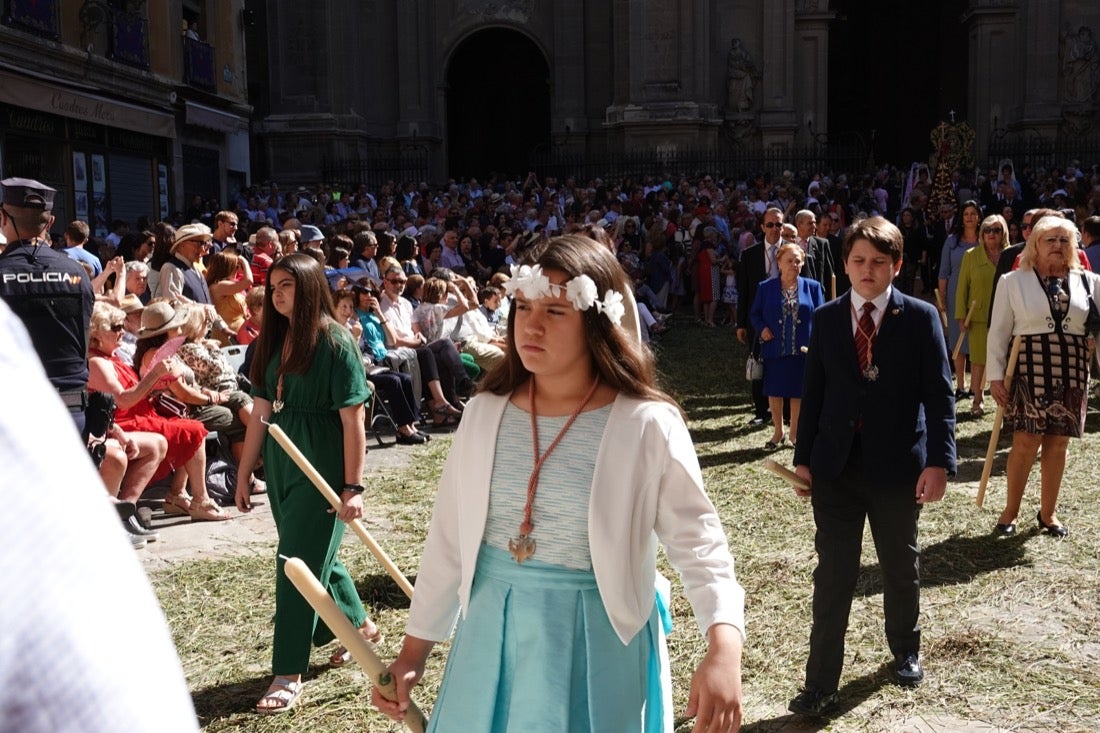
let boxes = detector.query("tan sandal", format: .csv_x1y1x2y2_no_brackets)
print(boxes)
329,623,383,666
189,497,231,522
163,493,192,515
256,676,304,714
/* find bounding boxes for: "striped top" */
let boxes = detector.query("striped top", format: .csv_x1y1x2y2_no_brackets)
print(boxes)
483,401,613,570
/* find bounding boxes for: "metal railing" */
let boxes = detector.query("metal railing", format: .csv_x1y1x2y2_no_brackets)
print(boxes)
323,150,431,190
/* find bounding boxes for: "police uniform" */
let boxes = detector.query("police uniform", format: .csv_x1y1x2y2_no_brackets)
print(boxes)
0,178,94,429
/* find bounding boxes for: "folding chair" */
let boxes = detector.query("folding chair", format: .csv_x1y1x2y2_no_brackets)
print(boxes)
365,365,398,446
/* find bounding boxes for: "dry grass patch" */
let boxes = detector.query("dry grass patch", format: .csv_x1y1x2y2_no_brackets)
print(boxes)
156,315,1100,732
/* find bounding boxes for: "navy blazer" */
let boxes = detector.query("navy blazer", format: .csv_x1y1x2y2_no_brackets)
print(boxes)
793,288,956,486
749,276,824,360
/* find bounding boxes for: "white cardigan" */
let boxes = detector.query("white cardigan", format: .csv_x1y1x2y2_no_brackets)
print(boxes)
988,268,1100,380
406,391,746,646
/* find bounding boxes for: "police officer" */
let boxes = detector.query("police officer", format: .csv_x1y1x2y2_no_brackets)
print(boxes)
0,177,94,431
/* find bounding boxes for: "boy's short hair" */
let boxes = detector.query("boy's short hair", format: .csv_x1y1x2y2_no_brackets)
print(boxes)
244,285,265,311
842,215,903,263
479,285,502,304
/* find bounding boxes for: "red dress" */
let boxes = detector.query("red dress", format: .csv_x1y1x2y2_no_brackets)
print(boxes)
91,351,207,481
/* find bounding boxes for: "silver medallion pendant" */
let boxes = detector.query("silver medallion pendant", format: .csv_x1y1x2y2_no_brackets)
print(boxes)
508,534,536,563
272,399,285,413
862,364,880,382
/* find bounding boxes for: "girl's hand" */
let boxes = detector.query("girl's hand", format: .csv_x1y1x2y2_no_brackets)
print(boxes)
332,490,363,522
371,641,431,722
685,624,743,732
760,327,774,342
235,478,253,513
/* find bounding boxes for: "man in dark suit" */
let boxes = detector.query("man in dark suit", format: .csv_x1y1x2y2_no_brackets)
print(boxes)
736,206,783,425
818,212,850,296
794,209,837,299
788,216,956,717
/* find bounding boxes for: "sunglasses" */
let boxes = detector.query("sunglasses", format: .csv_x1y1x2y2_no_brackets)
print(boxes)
108,323,125,332
763,222,781,229
386,278,407,285
983,227,1004,234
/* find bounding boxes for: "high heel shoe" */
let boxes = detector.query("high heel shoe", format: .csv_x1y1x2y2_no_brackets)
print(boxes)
1036,510,1068,538
432,402,462,418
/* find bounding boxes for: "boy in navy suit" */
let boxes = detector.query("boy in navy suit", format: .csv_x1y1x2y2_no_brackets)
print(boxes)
789,216,956,717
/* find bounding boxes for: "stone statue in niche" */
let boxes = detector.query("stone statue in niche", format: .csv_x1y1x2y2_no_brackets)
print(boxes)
726,38,760,114
1060,24,1099,106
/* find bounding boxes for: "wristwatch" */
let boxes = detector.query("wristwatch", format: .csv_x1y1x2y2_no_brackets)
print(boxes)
342,483,365,495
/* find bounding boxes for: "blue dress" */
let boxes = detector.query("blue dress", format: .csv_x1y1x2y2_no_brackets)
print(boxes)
426,403,672,732
939,235,977,354
750,276,824,398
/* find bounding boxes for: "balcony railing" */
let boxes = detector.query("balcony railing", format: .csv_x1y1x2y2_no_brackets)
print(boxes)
184,36,216,92
5,0,60,40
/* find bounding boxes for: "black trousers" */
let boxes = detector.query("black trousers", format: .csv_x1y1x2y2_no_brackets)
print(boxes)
804,437,922,692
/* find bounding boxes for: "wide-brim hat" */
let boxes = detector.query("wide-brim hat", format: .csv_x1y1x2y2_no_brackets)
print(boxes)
118,294,145,314
299,224,324,243
171,223,212,253
137,301,190,339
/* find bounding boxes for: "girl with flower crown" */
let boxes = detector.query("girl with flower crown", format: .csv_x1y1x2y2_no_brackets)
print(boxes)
373,234,745,732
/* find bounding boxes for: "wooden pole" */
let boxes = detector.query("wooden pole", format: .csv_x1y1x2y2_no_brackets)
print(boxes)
934,288,949,330
283,557,427,733
265,420,416,599
976,335,1023,508
952,300,978,361
830,273,837,301
763,458,810,491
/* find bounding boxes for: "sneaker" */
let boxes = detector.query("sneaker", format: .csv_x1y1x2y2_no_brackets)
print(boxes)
128,532,147,550
122,514,159,542
788,687,839,717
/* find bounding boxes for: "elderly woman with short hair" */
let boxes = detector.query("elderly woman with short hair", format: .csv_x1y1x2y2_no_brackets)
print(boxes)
987,215,1100,538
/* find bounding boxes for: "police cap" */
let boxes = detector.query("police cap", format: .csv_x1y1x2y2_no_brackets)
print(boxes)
1,177,55,210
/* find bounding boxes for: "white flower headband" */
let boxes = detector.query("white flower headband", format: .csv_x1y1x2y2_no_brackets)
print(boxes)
503,264,626,327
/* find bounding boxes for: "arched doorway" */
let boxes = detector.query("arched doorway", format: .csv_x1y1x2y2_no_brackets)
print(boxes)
828,0,968,166
445,28,550,181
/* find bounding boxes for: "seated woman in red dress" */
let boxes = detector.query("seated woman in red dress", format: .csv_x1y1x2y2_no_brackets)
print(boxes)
87,301,231,522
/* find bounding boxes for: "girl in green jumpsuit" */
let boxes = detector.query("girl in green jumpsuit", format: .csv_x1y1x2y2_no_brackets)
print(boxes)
235,253,379,713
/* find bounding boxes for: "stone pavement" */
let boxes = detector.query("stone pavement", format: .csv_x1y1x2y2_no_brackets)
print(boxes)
137,437,422,570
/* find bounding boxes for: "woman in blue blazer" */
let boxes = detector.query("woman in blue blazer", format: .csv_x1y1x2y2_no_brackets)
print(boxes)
751,242,825,448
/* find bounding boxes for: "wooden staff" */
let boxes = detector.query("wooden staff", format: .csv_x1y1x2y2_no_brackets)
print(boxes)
952,300,978,361
977,335,1023,507
264,419,415,599
283,557,427,733
830,273,837,301
934,288,949,330
763,458,810,491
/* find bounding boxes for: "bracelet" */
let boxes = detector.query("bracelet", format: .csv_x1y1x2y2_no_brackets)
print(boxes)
379,318,389,324
342,483,365,494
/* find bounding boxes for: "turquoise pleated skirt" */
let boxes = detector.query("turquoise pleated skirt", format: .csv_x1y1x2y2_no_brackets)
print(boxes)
426,543,671,733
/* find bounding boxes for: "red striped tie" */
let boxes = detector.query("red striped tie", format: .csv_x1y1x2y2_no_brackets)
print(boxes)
856,302,875,373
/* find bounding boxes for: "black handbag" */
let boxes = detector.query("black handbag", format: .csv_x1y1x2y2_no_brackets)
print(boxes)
152,391,189,419
1081,274,1100,337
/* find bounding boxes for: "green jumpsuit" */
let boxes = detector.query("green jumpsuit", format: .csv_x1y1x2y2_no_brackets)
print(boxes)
254,324,370,674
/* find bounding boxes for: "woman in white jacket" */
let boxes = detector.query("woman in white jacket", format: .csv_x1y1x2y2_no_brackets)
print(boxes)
373,234,745,732
987,215,1100,538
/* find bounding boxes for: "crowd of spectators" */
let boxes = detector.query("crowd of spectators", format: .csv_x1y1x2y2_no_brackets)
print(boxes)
5,159,1099,547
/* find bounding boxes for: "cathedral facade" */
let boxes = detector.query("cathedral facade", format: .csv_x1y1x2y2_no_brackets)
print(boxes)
250,0,1100,185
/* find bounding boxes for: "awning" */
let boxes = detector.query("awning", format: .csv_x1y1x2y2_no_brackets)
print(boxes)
0,68,175,138
185,101,248,133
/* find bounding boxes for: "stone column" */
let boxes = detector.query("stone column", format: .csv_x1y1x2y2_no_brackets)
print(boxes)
1018,0,1062,136
793,7,834,144
963,3,1019,163
553,0,586,151
759,0,798,146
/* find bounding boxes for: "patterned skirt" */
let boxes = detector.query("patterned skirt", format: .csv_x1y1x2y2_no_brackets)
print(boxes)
1006,332,1090,436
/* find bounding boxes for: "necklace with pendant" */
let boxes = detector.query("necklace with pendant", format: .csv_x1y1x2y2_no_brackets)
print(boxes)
509,377,600,564
272,336,292,413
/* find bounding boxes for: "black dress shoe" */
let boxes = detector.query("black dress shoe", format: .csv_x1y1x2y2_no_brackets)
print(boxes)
787,687,839,717
1036,511,1068,537
749,416,768,427
894,652,924,687
396,431,428,445
993,522,1017,537
415,430,432,441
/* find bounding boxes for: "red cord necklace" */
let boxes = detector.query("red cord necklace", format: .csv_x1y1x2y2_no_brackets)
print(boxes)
508,376,601,563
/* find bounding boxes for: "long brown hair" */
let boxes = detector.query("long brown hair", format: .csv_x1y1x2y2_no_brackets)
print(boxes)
479,234,676,407
249,253,342,388
205,250,240,285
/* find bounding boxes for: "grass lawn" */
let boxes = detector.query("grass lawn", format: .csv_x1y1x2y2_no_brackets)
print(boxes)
156,315,1100,732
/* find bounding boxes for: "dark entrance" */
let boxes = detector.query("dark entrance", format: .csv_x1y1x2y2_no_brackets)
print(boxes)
828,0,968,167
445,29,550,181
